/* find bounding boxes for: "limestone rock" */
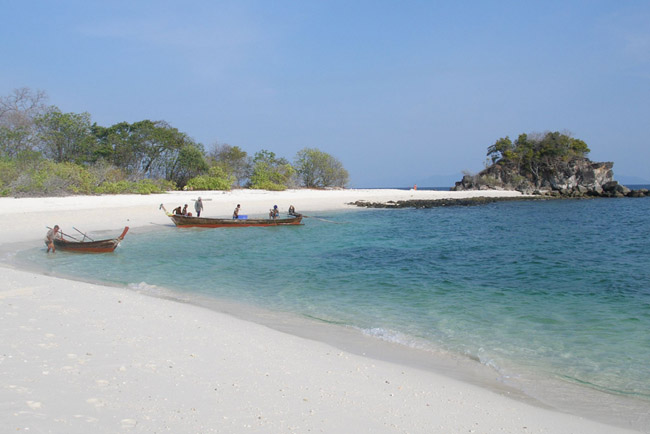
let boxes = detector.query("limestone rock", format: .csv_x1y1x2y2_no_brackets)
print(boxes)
450,158,647,198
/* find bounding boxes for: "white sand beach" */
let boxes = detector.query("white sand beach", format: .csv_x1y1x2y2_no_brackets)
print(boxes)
0,189,642,433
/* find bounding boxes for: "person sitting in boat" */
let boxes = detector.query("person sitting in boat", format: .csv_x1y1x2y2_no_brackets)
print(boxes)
288,205,296,216
182,204,190,216
233,204,241,219
270,205,279,219
44,225,60,253
173,206,183,215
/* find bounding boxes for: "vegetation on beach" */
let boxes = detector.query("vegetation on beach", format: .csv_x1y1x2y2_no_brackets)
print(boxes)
0,88,349,196
294,148,349,188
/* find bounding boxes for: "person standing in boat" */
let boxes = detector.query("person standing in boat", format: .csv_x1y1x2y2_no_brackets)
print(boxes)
45,225,60,253
233,204,241,219
194,197,204,217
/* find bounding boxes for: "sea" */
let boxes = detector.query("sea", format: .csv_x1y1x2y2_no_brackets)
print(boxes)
11,186,650,430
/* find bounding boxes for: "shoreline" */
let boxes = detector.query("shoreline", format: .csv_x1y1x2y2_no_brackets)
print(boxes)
8,222,649,432
5,241,538,403
0,189,643,433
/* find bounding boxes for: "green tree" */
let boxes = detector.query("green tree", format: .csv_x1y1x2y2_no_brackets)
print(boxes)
0,127,32,158
35,108,94,163
486,131,592,187
90,120,198,183
294,148,349,188
89,122,132,164
486,136,513,164
248,150,295,190
209,143,250,187
167,144,209,188
127,120,187,178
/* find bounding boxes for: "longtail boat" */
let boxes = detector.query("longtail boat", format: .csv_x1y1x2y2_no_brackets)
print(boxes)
53,227,129,253
160,204,302,228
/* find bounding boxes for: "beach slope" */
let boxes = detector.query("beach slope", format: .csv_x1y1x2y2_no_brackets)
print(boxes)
0,189,640,433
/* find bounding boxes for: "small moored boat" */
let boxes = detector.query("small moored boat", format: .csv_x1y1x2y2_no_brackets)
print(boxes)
53,227,129,253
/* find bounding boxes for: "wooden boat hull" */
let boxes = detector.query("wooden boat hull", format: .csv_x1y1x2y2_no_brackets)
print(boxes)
169,214,302,228
53,227,129,253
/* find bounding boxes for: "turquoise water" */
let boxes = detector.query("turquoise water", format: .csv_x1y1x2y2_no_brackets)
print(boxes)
14,197,650,422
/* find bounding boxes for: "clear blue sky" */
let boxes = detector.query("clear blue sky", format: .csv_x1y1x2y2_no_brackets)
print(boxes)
2,0,649,187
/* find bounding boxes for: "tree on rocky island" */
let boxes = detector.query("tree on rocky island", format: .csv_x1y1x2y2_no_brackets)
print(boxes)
453,131,645,198
486,131,590,187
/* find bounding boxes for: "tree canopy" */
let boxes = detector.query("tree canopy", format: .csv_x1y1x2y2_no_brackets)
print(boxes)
485,131,591,187
208,144,250,187
294,148,349,188
0,87,350,196
35,109,93,163
487,131,590,165
248,150,295,191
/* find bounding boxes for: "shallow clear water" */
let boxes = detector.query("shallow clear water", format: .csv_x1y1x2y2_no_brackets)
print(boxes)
15,197,650,415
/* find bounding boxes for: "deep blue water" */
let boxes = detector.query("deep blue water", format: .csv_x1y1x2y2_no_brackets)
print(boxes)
15,196,650,420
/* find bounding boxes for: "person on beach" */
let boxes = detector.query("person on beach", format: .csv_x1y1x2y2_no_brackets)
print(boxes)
195,197,204,217
44,225,60,253
270,205,279,219
233,204,241,219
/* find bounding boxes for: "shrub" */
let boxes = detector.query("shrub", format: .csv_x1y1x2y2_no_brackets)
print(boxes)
2,156,176,196
249,180,286,191
51,161,96,194
132,179,175,194
185,166,233,191
95,178,175,194
10,160,96,196
0,160,18,196
88,161,128,185
94,180,131,194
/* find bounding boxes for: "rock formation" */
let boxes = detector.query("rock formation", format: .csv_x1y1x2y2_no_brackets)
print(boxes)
452,158,647,198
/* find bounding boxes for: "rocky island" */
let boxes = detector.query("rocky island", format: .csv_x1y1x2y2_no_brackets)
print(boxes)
351,131,647,210
452,131,647,198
